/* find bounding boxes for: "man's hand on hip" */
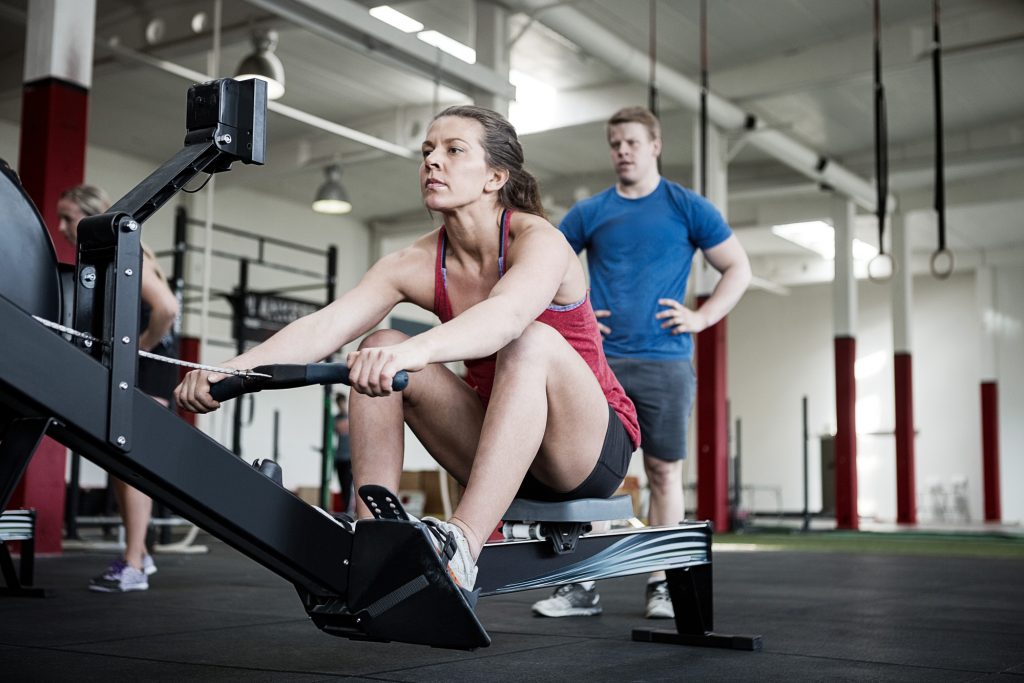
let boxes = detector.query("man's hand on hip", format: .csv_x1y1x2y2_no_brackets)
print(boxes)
656,298,708,335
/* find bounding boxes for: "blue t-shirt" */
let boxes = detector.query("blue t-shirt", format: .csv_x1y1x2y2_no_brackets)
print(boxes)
559,179,732,360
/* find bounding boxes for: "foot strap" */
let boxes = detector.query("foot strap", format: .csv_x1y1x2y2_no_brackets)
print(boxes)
421,518,457,563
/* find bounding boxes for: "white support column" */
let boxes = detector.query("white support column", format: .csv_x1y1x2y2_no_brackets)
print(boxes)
692,120,728,297
832,196,857,337
892,213,912,353
691,116,731,530
473,0,510,116
831,193,859,529
976,266,997,382
976,264,1002,521
891,211,917,523
24,0,95,88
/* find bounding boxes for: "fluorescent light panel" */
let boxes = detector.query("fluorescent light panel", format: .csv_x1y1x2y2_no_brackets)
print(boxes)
369,5,423,33
417,30,476,64
370,6,476,65
771,220,877,261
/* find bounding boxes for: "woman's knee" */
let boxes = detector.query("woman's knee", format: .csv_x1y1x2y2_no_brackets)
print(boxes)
358,328,409,350
497,321,561,365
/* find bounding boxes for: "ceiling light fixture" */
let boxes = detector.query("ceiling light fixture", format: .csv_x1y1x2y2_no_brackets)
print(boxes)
235,29,286,100
771,220,877,261
369,5,424,33
417,30,476,64
312,164,352,215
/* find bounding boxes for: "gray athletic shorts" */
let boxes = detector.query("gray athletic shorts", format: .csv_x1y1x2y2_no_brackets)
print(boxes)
607,357,696,462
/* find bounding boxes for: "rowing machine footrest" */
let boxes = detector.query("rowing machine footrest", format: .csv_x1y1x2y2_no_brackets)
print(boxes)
303,514,490,650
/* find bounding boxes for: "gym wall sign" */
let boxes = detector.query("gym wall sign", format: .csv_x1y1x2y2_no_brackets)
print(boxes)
229,291,321,343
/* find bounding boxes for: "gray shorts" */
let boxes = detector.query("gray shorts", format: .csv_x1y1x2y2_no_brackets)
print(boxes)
607,357,696,462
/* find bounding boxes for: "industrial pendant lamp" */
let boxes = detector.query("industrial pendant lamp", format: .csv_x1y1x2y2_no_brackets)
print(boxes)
312,164,352,215
234,29,286,100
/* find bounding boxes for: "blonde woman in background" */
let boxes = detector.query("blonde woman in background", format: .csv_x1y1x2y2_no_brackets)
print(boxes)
57,184,179,592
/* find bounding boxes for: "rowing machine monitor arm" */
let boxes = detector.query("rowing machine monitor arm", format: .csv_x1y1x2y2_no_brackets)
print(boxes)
71,78,266,452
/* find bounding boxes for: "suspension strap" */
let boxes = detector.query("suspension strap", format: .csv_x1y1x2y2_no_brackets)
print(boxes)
930,0,954,279
867,0,895,283
699,0,708,198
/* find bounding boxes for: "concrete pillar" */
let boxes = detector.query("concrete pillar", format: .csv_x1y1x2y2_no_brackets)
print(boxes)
9,0,96,554
473,1,509,117
693,121,730,531
891,212,916,524
976,266,1001,522
832,195,858,530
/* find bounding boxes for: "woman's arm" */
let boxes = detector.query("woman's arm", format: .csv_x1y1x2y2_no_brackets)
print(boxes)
418,225,569,362
230,245,425,368
352,218,571,388
176,240,433,412
138,257,178,351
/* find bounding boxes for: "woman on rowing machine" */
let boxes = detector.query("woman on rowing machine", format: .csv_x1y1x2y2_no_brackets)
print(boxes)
175,106,640,592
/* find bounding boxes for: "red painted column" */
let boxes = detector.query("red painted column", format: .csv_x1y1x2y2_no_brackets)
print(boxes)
891,212,916,525
894,352,916,523
7,0,96,554
980,381,1001,522
831,195,858,530
834,336,858,530
17,80,89,264
831,339,856,532
177,337,201,427
695,296,729,531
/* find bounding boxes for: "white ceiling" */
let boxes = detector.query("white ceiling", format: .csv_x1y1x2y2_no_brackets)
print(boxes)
0,0,1021,285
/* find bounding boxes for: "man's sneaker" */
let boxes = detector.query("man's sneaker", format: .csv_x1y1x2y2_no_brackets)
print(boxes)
422,517,478,591
142,553,158,576
89,559,149,593
532,583,602,617
645,580,674,619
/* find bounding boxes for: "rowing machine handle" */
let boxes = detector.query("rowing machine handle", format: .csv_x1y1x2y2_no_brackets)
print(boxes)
209,363,409,402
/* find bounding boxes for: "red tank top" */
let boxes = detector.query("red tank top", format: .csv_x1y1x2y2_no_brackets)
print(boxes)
432,209,640,448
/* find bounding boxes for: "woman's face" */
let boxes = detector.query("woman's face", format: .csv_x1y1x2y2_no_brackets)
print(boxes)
56,197,86,246
419,116,499,212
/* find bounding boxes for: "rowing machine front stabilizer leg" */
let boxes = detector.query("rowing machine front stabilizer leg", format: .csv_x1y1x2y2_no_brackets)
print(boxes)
298,485,490,650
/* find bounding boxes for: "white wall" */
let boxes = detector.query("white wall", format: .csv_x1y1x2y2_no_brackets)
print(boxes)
728,266,1023,524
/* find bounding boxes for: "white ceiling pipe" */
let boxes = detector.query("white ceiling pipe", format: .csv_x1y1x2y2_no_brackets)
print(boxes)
101,39,416,160
506,0,891,213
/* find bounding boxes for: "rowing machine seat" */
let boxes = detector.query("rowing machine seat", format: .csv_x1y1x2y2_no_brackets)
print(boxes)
503,495,634,523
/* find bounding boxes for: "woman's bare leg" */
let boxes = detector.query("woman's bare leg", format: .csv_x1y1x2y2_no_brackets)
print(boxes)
349,330,485,519
112,479,153,570
451,322,610,557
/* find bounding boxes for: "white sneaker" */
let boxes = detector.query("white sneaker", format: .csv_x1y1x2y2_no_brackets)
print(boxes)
532,583,602,617
422,517,478,591
142,553,158,576
645,580,675,619
89,560,148,593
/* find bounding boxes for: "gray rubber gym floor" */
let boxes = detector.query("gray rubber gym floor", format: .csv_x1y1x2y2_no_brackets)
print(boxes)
2,534,1023,681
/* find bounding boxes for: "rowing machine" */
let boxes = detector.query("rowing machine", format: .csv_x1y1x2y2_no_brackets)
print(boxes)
0,78,759,651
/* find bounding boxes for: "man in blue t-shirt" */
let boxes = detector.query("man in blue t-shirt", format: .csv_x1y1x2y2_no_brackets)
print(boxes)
532,106,751,619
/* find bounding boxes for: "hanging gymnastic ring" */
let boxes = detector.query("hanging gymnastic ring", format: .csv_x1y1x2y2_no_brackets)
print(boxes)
867,252,896,284
929,248,955,280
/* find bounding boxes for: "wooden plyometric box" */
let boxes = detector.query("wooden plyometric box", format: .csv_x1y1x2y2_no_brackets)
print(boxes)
614,475,642,519
399,470,461,518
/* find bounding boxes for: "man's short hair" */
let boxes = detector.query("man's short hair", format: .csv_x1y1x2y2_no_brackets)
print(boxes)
607,106,661,143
